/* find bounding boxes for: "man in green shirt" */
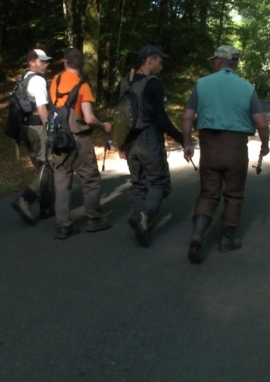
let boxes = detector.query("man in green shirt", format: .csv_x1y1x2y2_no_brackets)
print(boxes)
182,45,269,264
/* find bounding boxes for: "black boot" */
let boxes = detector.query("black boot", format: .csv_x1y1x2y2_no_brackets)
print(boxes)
39,198,55,219
218,225,242,253
12,187,37,224
188,215,210,264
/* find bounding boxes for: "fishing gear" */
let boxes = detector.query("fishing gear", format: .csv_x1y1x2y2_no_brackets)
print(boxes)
252,154,263,174
39,138,55,212
101,137,113,171
190,158,198,171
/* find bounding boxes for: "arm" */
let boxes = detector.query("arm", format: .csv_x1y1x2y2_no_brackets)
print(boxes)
250,90,269,156
81,102,111,133
145,79,183,145
252,113,269,156
182,108,196,161
181,84,198,160
28,75,48,125
37,104,48,126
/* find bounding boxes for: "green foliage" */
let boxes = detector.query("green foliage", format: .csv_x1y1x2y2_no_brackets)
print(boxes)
0,0,270,101
235,2,270,98
1,0,270,195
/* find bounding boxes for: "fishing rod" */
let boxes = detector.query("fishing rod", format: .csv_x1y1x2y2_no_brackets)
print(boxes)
190,158,198,171
252,153,263,174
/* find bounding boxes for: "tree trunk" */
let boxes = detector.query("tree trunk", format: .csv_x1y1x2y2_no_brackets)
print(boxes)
217,0,226,46
156,0,168,39
63,0,74,47
82,0,101,98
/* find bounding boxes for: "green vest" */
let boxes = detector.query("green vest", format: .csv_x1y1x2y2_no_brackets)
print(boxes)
196,68,255,134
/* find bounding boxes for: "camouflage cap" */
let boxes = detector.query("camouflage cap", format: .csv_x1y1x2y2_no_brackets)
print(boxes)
207,45,240,61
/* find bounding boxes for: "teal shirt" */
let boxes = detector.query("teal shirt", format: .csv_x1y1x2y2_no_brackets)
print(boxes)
196,68,255,134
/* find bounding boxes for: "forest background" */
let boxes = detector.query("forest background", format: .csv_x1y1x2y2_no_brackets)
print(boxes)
0,0,269,195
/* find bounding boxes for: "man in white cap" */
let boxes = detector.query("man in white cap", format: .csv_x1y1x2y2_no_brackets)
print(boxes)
12,48,54,223
182,45,269,263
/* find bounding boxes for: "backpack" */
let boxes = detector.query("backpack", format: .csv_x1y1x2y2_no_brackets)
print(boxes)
47,74,84,155
112,69,154,150
5,73,37,143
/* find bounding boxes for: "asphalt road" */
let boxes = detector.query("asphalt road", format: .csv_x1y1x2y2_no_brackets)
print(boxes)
1,136,270,382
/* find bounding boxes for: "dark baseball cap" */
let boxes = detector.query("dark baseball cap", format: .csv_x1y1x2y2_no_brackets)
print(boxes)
138,45,169,59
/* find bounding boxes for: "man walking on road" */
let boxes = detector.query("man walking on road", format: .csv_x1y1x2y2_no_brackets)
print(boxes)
115,45,183,247
49,48,112,239
182,45,269,264
12,49,54,223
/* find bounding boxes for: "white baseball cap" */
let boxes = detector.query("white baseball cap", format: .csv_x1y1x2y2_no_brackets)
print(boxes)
27,49,52,62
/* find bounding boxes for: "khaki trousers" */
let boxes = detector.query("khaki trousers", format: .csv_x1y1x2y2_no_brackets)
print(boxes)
53,134,101,227
21,124,53,196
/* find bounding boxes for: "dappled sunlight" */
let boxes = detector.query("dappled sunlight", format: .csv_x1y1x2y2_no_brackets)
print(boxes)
93,145,125,162
0,90,11,105
100,179,130,206
154,213,172,231
168,104,184,111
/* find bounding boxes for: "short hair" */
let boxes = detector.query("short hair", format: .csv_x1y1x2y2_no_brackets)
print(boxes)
220,57,238,69
64,48,84,70
27,49,52,63
137,54,159,67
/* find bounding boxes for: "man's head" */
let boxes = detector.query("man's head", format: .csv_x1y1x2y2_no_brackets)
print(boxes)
207,45,240,72
137,45,169,76
64,48,84,72
27,49,52,74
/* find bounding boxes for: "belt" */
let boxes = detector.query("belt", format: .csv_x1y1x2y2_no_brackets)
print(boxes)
23,114,43,126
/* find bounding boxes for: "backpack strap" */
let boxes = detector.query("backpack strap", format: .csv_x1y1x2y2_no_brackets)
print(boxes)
22,72,38,85
52,74,84,108
65,81,84,109
53,74,70,106
127,68,135,91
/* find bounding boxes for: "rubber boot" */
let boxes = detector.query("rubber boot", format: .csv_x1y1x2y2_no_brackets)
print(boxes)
128,211,150,247
188,215,210,264
218,225,242,253
39,198,55,219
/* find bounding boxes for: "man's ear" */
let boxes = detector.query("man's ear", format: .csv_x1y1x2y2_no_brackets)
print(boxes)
217,57,222,67
146,56,152,65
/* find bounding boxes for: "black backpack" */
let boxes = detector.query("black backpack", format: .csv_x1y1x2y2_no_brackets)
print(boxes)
47,74,84,155
112,69,154,150
5,73,37,143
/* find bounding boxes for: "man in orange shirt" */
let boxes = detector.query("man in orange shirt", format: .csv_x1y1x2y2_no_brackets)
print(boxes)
49,48,112,239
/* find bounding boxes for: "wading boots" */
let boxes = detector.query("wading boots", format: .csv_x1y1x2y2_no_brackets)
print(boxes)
218,225,242,252
188,215,210,264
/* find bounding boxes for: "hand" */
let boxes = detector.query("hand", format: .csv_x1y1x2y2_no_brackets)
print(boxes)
103,122,112,133
119,150,126,160
260,145,269,156
184,145,194,162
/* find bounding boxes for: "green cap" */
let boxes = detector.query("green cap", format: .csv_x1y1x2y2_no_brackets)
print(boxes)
207,45,240,60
